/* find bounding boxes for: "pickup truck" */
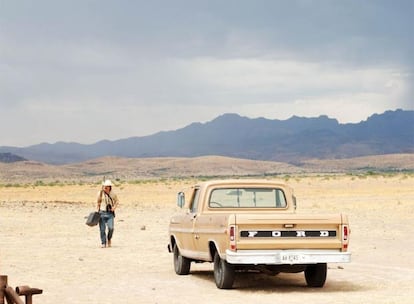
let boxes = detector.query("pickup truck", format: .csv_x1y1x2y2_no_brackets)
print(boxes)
168,179,351,289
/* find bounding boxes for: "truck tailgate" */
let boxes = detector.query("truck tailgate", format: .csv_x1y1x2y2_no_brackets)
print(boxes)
235,213,346,250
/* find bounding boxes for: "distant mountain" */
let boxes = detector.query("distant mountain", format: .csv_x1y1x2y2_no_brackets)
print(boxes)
1,109,413,164
0,152,27,163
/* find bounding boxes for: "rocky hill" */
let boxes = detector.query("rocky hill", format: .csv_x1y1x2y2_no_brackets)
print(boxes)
0,154,413,183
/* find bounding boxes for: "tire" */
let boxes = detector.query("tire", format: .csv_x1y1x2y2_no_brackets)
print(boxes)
173,244,191,275
213,252,235,289
305,263,327,287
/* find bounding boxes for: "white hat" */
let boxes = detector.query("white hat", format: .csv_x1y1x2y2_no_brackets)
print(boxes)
102,179,113,187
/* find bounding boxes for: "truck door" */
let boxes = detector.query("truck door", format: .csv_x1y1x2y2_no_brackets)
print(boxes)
179,188,201,255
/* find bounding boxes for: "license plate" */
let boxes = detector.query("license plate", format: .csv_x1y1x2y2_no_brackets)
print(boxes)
280,253,304,263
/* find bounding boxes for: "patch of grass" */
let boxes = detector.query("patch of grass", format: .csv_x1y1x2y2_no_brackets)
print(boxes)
34,180,46,186
2,183,23,188
82,171,115,177
47,180,66,187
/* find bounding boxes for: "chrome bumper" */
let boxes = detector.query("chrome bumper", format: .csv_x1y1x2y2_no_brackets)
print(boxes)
225,249,351,265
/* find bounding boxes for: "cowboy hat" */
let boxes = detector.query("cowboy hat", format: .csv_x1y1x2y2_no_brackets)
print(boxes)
102,179,113,187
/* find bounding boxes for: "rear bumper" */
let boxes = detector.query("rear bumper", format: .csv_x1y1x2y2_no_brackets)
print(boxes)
226,249,351,265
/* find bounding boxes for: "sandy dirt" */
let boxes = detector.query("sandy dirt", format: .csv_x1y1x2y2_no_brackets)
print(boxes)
1,175,413,304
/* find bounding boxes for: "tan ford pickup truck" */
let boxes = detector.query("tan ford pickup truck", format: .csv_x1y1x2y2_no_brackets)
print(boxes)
168,179,351,289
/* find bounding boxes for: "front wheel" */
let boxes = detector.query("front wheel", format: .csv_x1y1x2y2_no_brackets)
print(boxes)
305,263,327,287
213,252,235,289
173,244,191,275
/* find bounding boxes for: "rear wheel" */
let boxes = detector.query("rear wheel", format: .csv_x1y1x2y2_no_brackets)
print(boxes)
305,263,327,287
213,252,235,289
173,244,191,275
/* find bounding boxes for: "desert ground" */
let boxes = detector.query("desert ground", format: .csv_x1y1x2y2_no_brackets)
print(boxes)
1,174,413,304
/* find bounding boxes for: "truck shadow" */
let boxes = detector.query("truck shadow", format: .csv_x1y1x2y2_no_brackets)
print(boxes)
190,270,366,293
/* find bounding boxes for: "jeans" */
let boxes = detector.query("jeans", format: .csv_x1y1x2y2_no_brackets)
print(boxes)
99,211,114,245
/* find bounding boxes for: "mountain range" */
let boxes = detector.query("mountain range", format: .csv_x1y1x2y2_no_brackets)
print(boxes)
1,109,413,165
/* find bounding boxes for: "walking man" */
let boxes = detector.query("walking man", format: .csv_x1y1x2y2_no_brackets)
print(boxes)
97,179,119,248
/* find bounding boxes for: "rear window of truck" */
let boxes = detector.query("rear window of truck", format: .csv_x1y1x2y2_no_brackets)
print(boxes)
209,187,287,208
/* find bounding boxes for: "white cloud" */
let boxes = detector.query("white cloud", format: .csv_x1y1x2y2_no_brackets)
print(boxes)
173,57,409,111
1,55,410,146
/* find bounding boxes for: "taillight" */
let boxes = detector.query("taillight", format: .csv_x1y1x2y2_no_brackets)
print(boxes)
343,225,348,241
229,225,236,251
230,226,235,241
342,225,349,251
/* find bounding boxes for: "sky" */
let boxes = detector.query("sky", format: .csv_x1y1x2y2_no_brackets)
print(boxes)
1,0,413,147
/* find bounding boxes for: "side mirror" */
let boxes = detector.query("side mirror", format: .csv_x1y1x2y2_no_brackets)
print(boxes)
177,192,185,208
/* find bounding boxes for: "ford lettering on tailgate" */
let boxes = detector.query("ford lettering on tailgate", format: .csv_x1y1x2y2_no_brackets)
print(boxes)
240,230,337,238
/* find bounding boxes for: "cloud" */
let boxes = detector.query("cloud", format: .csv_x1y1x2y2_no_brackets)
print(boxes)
0,0,412,146
174,57,410,107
